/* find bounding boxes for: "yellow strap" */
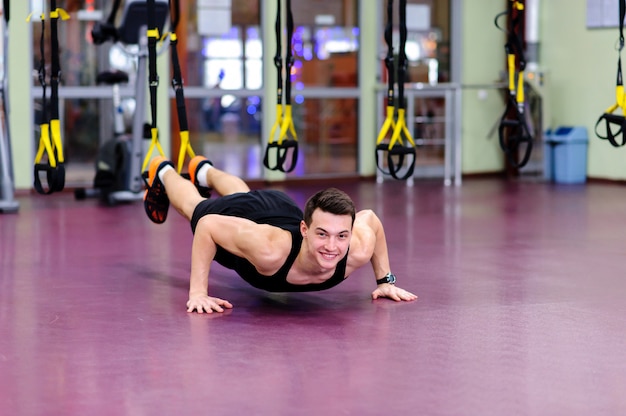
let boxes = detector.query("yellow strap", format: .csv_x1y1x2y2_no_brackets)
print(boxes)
617,85,625,108
388,109,416,149
34,123,57,168
268,104,284,144
141,128,166,172
49,119,64,163
513,1,524,11
147,28,160,39
278,105,297,145
376,105,397,145
28,9,70,22
605,103,619,114
610,85,626,115
28,13,46,22
508,54,516,92
158,32,170,46
50,8,70,20
176,131,196,173
516,70,525,104
602,86,626,114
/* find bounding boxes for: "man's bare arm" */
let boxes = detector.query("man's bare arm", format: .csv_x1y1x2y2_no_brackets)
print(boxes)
187,217,233,313
353,210,418,302
351,210,391,277
186,215,288,313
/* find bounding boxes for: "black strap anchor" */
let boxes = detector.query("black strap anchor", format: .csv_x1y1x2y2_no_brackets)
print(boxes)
167,0,210,197
168,0,197,173
141,0,166,176
595,0,626,147
495,0,533,169
32,1,69,194
263,0,298,173
375,0,416,181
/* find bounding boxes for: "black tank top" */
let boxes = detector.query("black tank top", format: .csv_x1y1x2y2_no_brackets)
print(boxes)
215,225,348,292
195,190,349,292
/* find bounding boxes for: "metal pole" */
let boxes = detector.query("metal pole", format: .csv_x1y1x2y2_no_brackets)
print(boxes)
0,1,20,213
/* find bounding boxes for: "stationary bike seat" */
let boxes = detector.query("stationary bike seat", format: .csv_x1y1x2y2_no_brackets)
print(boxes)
96,70,129,85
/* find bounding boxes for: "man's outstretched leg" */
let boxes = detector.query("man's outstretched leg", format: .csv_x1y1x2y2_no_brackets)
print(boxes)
144,156,251,224
188,156,249,196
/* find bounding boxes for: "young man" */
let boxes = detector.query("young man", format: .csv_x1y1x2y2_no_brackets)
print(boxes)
144,156,418,313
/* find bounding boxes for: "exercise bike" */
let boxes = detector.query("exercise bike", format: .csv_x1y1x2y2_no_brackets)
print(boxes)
75,0,168,205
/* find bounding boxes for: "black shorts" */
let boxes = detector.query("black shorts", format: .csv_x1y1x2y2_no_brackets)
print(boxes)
189,190,304,233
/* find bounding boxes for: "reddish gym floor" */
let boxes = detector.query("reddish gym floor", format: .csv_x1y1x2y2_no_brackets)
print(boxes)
1,178,626,415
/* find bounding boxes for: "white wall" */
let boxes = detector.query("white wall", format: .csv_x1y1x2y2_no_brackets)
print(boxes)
541,0,626,180
460,0,626,179
460,0,507,174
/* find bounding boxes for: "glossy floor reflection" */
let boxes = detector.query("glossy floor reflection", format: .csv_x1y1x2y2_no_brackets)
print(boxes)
1,179,626,415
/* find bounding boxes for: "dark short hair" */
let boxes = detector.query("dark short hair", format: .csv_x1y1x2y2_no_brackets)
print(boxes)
303,188,356,226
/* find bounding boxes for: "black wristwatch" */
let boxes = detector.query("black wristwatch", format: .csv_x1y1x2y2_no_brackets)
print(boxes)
376,272,396,285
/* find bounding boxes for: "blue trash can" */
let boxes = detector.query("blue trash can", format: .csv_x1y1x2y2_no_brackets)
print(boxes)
543,126,588,184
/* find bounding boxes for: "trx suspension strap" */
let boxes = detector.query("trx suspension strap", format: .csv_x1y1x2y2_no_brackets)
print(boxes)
595,0,626,147
32,1,69,194
263,0,298,173
375,0,416,181
141,0,166,174
496,0,533,169
168,0,196,174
